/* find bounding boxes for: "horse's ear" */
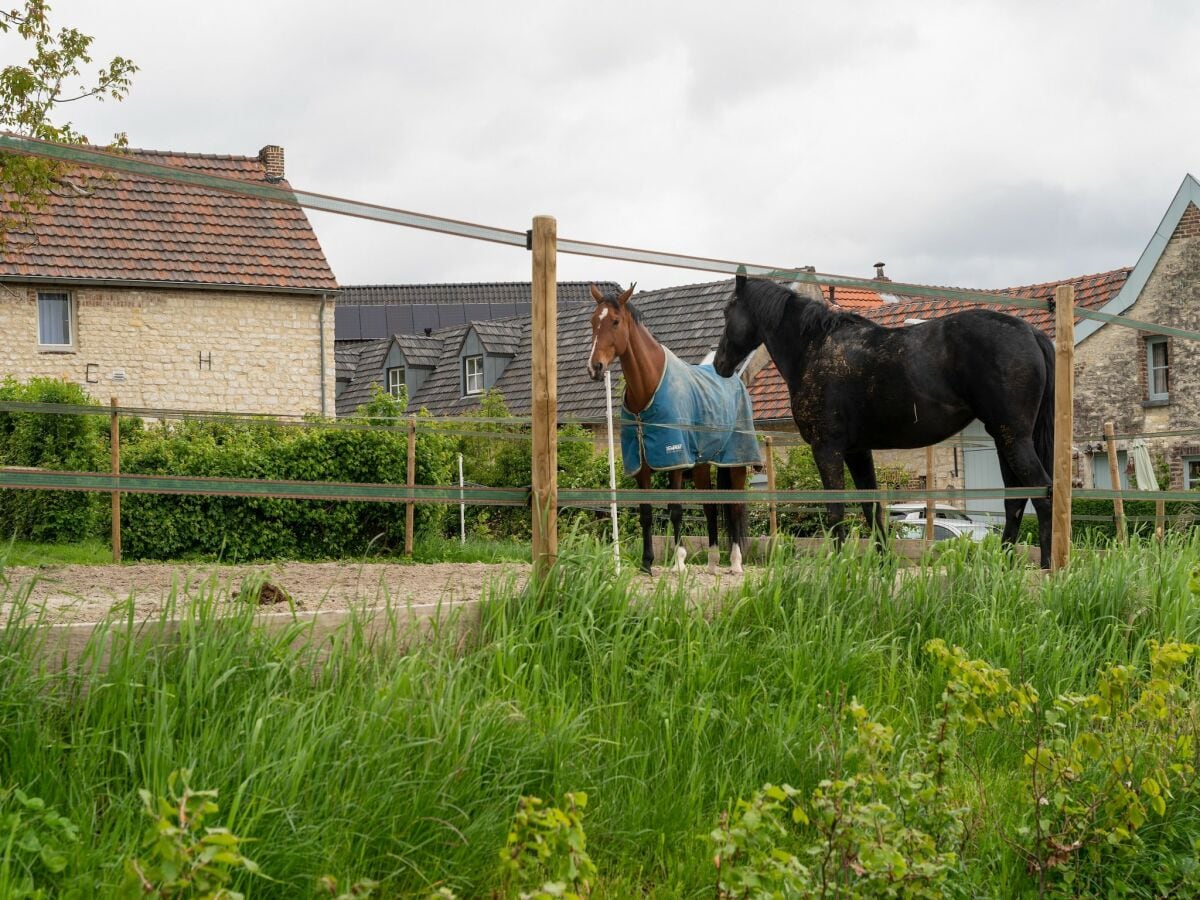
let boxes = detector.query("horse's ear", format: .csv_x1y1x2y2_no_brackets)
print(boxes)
619,283,636,306
735,274,747,298
589,283,605,304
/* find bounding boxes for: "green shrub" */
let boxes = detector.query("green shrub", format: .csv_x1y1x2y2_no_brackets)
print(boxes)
0,377,106,542
120,389,454,561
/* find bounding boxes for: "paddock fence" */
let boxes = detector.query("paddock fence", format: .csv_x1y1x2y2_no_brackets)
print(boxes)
5,134,1200,569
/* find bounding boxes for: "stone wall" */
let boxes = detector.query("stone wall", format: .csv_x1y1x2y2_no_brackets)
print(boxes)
1,284,336,416
1074,202,1200,488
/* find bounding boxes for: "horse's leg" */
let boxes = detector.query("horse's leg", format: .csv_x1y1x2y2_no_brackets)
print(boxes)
726,466,747,575
695,464,720,574
844,449,886,551
668,469,687,574
993,433,1053,569
812,444,849,546
636,467,655,574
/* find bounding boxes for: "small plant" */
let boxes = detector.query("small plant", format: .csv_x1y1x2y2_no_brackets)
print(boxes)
123,769,259,899
1017,640,1200,895
500,792,596,899
315,874,379,898
0,787,80,899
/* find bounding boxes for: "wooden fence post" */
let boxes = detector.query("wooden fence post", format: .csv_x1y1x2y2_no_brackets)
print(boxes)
530,215,558,578
924,445,936,542
405,414,416,556
110,397,121,564
765,435,777,538
1051,284,1075,571
1104,421,1127,545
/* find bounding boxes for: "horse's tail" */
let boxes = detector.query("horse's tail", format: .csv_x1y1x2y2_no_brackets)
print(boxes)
1035,331,1055,479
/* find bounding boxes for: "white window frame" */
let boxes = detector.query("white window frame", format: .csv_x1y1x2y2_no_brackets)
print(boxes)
1147,337,1169,402
37,291,75,350
386,365,405,398
1185,457,1200,490
463,354,484,395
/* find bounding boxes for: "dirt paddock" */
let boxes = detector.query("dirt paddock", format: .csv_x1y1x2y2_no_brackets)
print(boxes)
1,559,746,627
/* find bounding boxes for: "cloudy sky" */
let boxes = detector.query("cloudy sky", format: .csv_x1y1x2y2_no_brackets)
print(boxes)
25,1,1200,291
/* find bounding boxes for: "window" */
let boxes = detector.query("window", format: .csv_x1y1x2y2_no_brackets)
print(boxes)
386,365,405,398
1185,457,1200,490
1147,337,1169,401
463,355,484,395
37,292,73,348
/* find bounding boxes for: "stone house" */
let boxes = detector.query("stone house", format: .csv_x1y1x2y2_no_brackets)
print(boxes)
0,144,338,415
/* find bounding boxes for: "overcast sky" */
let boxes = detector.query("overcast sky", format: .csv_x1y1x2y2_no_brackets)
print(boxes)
26,1,1200,291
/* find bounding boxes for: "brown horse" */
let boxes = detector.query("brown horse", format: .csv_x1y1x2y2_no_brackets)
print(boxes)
587,283,757,575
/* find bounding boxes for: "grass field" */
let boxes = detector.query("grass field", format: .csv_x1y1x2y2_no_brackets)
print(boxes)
3,535,1200,896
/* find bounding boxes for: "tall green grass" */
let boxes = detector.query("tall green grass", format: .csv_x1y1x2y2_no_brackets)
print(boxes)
1,535,1199,895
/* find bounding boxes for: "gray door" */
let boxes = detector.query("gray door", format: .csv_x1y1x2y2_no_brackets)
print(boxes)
960,420,1005,524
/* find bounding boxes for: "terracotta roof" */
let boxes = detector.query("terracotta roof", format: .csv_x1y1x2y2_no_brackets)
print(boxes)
823,284,885,310
0,145,337,292
748,268,1133,420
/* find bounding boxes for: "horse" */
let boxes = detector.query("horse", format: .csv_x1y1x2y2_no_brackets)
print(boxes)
713,275,1055,568
587,283,761,575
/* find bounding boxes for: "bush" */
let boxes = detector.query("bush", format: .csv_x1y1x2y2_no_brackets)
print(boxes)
0,377,107,542
120,388,455,561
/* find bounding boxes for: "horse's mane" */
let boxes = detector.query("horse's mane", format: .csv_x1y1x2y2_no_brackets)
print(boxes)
741,277,871,338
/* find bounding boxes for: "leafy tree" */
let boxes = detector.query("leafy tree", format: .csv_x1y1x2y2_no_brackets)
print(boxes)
1,0,136,247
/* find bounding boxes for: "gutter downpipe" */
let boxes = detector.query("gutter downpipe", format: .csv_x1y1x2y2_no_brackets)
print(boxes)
319,293,330,417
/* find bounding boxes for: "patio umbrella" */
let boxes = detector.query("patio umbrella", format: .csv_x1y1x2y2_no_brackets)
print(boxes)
1130,438,1159,491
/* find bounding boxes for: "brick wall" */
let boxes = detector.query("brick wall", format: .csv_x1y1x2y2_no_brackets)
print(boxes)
1074,201,1200,487
1,284,336,416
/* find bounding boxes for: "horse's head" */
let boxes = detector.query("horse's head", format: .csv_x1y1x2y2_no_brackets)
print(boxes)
713,275,761,377
587,282,636,380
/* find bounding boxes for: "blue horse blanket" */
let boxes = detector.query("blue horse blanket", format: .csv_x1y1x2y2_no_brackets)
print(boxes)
621,349,762,475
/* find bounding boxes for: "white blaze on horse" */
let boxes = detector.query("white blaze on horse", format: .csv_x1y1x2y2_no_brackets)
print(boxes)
587,283,761,575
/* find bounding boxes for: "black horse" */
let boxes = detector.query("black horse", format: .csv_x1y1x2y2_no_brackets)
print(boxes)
713,275,1055,567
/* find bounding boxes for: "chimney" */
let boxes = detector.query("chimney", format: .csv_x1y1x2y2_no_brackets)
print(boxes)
873,261,890,281
259,145,285,182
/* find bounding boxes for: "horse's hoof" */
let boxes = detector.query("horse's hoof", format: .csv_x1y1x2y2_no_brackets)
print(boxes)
707,547,719,575
730,543,744,576
674,545,688,574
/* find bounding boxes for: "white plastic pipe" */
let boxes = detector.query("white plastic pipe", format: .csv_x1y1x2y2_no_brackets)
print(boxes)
605,369,620,573
458,453,465,545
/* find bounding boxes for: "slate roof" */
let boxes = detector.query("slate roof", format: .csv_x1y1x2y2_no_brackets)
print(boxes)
335,281,621,340
473,319,524,356
335,344,364,383
406,279,736,421
747,268,1133,420
0,146,337,292
393,333,442,368
336,338,392,417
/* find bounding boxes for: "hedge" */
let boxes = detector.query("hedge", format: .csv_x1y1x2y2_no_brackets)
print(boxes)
0,377,108,542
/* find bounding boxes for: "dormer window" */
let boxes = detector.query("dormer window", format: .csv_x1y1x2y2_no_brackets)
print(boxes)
387,365,405,398
463,355,484,395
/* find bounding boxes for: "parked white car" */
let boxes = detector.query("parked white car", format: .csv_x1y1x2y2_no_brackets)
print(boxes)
887,503,996,542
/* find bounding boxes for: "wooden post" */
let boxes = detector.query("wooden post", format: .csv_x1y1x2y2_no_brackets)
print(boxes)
404,414,416,556
924,445,936,542
1156,499,1166,540
530,215,558,577
1103,421,1127,545
765,435,777,538
1051,284,1075,571
110,397,121,564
